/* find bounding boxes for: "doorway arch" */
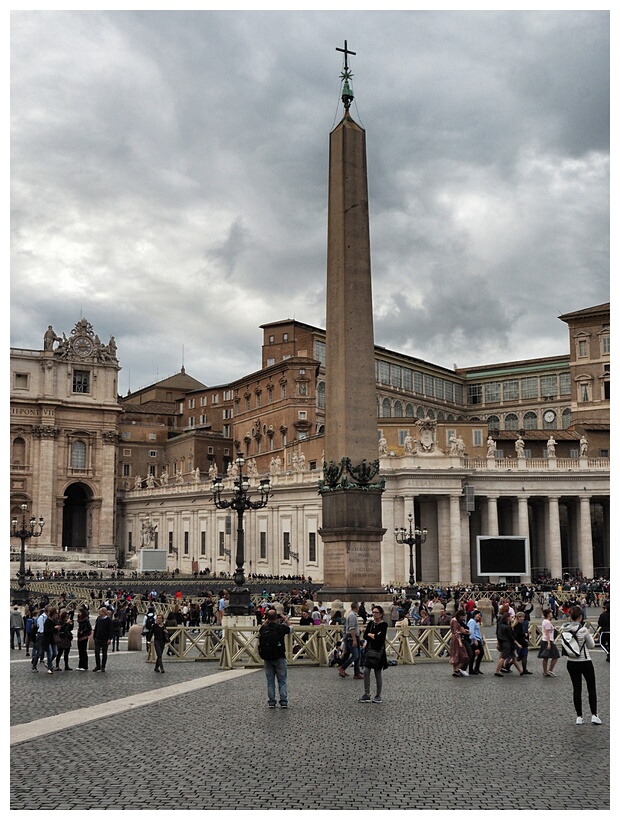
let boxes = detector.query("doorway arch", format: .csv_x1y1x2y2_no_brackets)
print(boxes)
62,482,92,551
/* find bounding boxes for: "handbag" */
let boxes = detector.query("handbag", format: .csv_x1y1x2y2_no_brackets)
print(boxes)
364,647,383,669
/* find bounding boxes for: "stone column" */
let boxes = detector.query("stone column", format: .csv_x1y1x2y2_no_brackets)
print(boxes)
578,496,594,578
546,496,563,579
517,496,531,582
486,495,499,536
449,494,462,583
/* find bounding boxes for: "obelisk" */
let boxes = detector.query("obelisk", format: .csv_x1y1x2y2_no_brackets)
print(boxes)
319,42,385,598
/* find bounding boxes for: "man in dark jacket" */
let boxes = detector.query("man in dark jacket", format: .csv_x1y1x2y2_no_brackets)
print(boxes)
598,602,610,661
258,609,290,708
93,606,113,672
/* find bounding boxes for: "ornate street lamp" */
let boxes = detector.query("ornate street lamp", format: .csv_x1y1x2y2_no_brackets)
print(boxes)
212,452,271,615
395,513,427,594
11,503,44,605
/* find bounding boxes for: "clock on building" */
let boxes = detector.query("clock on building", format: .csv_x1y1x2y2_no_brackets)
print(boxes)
72,336,94,357
543,410,556,423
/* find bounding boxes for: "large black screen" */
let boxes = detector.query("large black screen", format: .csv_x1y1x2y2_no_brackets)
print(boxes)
477,536,528,575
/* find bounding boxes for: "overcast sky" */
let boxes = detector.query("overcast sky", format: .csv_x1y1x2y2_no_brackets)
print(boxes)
10,10,610,395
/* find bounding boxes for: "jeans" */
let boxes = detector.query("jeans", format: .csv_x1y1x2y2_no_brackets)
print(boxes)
363,664,383,697
44,642,58,671
264,657,288,706
341,640,361,675
11,627,22,649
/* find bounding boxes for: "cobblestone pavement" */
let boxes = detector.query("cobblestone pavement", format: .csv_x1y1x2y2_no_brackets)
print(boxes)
10,644,610,811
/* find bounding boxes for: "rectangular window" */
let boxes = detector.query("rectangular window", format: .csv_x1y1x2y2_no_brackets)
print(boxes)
123,448,131,456
212,394,219,404
223,424,231,438
149,433,156,441
503,380,519,401
149,450,157,458
540,375,557,399
123,464,130,476
260,531,267,560
200,414,206,425
424,375,434,396
283,333,289,342
14,373,29,389
414,371,424,394
559,373,571,395
467,384,482,405
200,531,206,556
149,465,156,477
281,383,287,399
398,430,409,446
521,377,538,399
283,532,290,561
266,358,275,367
308,532,317,563
218,531,225,557
168,532,174,555
269,335,275,344
578,340,587,357
223,408,233,419
484,382,501,403
473,430,483,447
298,411,307,419
224,390,233,400
184,532,189,556
72,370,90,393
602,336,610,355
434,379,444,400
402,368,413,392
128,532,132,550
378,361,390,385
200,396,207,406
188,399,195,409
314,340,326,366
444,381,454,402
391,365,402,388
188,417,195,427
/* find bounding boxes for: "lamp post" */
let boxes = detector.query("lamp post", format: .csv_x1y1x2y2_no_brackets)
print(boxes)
212,452,271,615
394,513,427,594
11,503,44,605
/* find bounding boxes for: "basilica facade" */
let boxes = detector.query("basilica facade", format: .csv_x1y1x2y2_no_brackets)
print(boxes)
11,304,609,585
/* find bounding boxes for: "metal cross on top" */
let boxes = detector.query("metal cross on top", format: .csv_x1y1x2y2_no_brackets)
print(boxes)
336,40,356,73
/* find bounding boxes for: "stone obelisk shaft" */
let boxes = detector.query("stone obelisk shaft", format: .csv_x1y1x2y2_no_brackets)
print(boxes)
320,110,385,597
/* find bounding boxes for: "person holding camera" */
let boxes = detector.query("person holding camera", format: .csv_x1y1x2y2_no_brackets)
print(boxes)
257,609,290,708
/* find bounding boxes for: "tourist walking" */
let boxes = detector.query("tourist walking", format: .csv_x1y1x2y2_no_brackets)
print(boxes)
466,609,485,675
147,613,170,673
76,607,92,670
41,606,58,674
494,612,523,677
54,609,74,671
449,610,470,677
10,605,23,650
258,609,290,708
597,601,610,661
538,608,560,677
359,605,388,703
562,605,602,725
93,606,113,672
513,612,532,675
23,607,35,656
338,602,364,679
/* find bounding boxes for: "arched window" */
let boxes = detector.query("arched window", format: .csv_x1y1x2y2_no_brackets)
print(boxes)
487,415,500,431
437,410,445,421
71,440,87,469
523,411,538,430
393,400,403,418
12,437,26,466
505,413,519,430
405,403,414,417
426,409,435,420
382,397,392,418
416,406,425,419
562,408,572,429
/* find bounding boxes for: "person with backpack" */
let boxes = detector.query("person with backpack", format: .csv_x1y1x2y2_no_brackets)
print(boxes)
257,609,290,708
562,605,602,725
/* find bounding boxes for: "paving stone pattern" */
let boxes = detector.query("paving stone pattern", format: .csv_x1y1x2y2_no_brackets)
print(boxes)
11,646,610,810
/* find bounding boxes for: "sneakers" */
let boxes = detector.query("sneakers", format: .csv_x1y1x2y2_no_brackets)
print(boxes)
576,716,584,725
591,715,602,724
372,696,383,703
280,703,288,709
547,671,557,677
268,704,276,709
359,694,371,703
459,669,469,676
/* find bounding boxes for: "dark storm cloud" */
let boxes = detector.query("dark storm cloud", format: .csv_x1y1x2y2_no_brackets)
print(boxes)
10,10,609,392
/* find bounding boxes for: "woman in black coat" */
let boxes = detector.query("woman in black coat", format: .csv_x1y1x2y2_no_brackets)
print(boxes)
148,614,170,673
359,605,388,704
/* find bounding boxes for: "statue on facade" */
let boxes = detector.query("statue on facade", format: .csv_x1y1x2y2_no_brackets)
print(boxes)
292,452,299,470
487,436,497,458
378,435,388,456
193,467,200,483
146,474,156,489
247,458,259,477
176,471,184,485
298,452,306,471
546,436,556,458
160,469,169,486
404,434,415,455
579,435,588,457
208,462,218,479
141,517,157,547
515,436,525,458
134,475,142,490
44,325,60,351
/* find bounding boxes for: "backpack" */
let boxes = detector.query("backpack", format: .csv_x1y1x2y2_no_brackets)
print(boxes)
258,624,283,660
561,624,585,658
